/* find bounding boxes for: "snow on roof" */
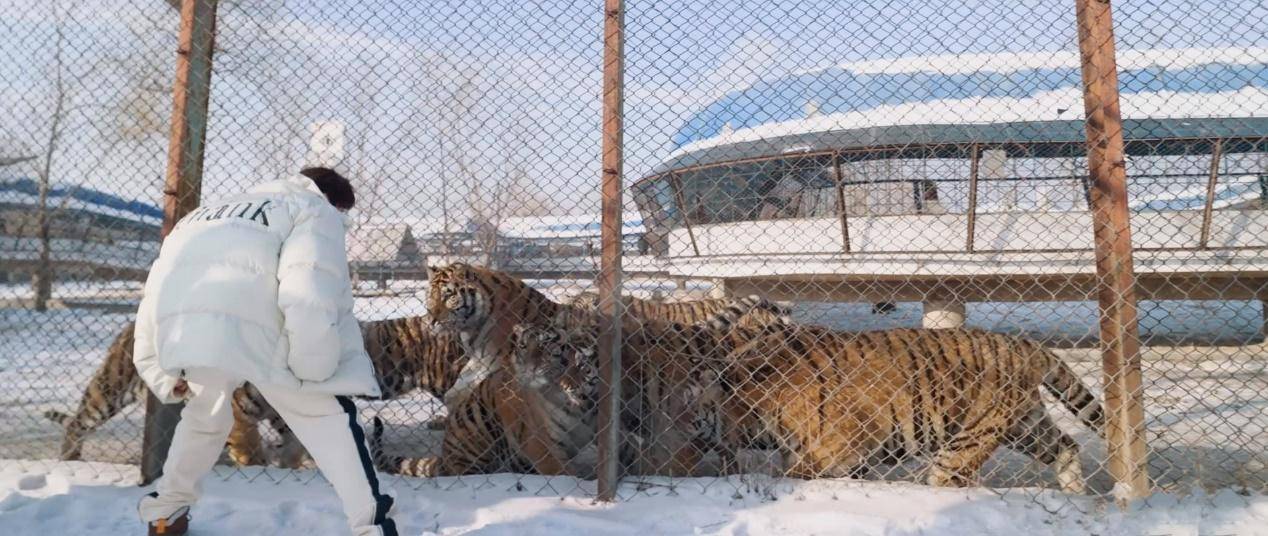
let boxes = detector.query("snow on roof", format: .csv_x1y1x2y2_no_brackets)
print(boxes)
347,223,416,263
800,48,1266,77
498,213,646,240
365,216,463,238
668,48,1268,160
0,178,163,225
365,213,646,241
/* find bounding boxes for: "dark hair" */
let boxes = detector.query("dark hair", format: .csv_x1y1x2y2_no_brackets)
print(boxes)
299,166,356,210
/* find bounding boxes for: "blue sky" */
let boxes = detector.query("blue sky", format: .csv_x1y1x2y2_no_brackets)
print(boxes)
1,0,1263,218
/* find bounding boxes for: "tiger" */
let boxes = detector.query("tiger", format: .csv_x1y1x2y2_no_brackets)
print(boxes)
694,325,1106,493
502,320,727,477
358,315,468,403
43,322,150,462
41,322,282,465
372,298,780,480
566,290,793,328
426,262,789,413
227,383,292,467
380,264,786,478
482,318,789,478
369,322,601,477
540,321,1106,492
45,315,466,467
420,263,791,473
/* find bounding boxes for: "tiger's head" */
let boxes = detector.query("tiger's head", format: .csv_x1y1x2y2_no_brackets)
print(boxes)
426,263,489,333
509,322,599,410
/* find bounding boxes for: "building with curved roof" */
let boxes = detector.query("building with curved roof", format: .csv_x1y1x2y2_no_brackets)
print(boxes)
631,48,1268,321
0,177,161,283
661,48,1267,166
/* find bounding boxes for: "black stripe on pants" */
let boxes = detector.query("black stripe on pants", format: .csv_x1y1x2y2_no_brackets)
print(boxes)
337,396,398,536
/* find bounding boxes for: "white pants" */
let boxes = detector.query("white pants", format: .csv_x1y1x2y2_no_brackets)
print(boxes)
137,368,397,536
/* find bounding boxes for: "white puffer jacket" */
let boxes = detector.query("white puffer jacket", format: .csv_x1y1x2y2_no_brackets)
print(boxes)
133,175,379,403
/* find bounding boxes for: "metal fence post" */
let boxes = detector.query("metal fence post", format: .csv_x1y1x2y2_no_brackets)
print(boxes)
668,173,701,256
965,144,980,253
1199,140,1223,249
140,0,219,486
1074,0,1150,502
831,152,851,253
596,0,625,503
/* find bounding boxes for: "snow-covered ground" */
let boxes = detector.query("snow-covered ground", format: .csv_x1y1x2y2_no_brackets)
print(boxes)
1,279,1265,513
1,460,1266,535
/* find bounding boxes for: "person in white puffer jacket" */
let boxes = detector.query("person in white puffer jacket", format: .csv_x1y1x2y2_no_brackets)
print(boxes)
133,167,397,536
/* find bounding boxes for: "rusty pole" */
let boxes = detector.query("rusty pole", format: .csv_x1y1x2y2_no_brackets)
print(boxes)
596,0,625,502
1074,0,1150,501
1199,140,1223,249
832,152,851,253
668,173,701,256
965,144,980,253
141,0,219,485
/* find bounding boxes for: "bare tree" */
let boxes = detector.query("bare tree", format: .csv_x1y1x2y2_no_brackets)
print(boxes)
430,63,482,258
469,109,557,266
24,3,112,310
419,61,561,267
497,112,555,219
148,0,314,183
29,34,67,310
233,11,318,183
108,5,175,143
345,79,387,231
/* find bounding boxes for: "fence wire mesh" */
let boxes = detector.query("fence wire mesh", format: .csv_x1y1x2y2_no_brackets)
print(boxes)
0,0,1264,515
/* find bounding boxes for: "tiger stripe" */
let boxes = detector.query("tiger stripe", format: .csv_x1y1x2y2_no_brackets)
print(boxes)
423,263,790,478
568,291,792,329
708,325,1102,492
368,363,586,478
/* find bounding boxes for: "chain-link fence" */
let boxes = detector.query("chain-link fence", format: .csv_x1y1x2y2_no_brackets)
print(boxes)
0,0,1264,515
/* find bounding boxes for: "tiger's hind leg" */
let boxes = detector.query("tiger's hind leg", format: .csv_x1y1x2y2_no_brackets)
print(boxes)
271,422,308,469
926,411,1009,488
227,384,311,468
48,361,144,461
226,388,266,466
1004,407,1087,494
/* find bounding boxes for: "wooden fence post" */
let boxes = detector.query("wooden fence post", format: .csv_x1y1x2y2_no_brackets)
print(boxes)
596,0,625,503
1074,0,1150,502
141,0,219,486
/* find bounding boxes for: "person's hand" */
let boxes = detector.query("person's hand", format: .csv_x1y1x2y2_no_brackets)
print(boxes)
172,379,190,400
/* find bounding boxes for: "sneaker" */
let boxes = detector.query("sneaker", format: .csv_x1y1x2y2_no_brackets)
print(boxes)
146,506,190,536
